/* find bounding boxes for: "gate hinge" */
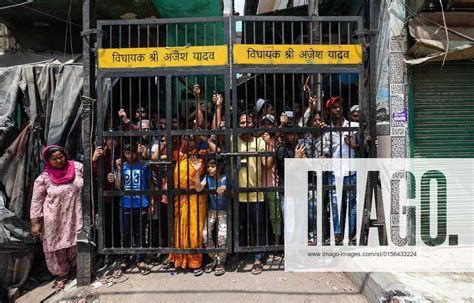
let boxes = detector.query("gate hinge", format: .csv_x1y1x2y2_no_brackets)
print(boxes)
81,29,104,38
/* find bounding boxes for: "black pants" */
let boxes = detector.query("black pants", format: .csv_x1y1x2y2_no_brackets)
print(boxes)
120,207,148,262
239,202,266,262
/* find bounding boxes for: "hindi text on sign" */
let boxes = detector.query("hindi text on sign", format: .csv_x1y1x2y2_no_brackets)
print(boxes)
98,45,228,68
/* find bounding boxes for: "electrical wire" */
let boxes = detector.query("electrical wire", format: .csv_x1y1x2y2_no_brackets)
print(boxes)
439,0,449,67
63,0,74,59
69,0,74,55
401,0,474,42
22,5,82,27
0,0,32,10
400,0,446,41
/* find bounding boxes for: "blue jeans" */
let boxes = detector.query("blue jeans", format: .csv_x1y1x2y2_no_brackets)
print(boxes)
327,173,357,237
308,192,317,240
281,190,318,241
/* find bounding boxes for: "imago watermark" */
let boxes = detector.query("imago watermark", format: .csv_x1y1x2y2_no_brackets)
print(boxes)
284,159,474,272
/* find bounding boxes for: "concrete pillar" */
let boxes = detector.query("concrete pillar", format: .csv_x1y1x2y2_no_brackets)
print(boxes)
388,0,409,158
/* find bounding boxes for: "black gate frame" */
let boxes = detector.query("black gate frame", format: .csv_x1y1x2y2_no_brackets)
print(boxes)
229,15,366,253
95,17,233,256
94,15,368,256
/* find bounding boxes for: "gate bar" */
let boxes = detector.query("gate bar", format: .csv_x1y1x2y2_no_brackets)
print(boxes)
78,0,95,287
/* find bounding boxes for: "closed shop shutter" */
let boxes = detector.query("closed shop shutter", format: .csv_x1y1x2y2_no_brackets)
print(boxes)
412,61,474,158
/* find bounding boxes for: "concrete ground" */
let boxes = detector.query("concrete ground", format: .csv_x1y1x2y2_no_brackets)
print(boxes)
347,272,474,303
18,259,368,303
17,258,473,302
389,272,474,302
17,270,474,303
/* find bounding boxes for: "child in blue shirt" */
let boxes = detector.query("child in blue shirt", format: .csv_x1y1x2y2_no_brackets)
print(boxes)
192,158,228,276
108,143,152,275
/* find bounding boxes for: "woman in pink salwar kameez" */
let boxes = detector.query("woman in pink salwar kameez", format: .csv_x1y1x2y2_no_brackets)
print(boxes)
30,145,83,292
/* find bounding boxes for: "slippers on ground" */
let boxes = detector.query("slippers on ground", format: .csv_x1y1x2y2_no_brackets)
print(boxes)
272,254,284,262
54,278,67,293
204,260,217,274
150,253,162,266
214,262,226,276
323,236,343,245
251,263,263,275
119,262,129,272
161,259,173,270
113,269,123,278
193,268,204,277
104,269,123,284
138,263,151,276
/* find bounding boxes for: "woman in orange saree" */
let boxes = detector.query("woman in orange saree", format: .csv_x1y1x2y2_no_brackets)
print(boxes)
167,135,207,276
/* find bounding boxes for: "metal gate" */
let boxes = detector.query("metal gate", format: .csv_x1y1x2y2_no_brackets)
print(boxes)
94,15,367,256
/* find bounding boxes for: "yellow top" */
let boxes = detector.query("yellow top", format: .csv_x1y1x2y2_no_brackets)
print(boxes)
233,136,266,202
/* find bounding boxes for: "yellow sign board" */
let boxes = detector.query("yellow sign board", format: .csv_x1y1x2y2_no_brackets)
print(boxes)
98,44,362,68
233,44,362,65
98,45,228,69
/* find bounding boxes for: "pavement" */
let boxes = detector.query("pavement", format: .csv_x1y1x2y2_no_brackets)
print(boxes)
18,258,368,303
16,257,474,303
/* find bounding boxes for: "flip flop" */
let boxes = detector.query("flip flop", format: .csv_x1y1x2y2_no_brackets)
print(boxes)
162,259,173,270
151,253,162,266
204,260,217,274
193,268,204,277
119,262,129,272
112,269,123,279
54,278,67,293
138,263,151,276
251,263,263,275
272,254,284,262
214,262,226,276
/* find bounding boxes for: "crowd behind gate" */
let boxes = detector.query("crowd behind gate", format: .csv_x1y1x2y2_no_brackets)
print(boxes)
31,82,362,288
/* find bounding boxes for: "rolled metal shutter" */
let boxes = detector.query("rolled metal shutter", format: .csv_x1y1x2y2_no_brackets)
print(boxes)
412,61,474,158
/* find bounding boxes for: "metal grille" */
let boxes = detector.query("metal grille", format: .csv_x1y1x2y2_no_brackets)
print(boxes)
94,16,367,256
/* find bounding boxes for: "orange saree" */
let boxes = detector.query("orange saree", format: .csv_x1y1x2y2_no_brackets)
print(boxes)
168,154,207,269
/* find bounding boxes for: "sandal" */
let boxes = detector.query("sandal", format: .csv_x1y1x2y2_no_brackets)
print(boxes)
272,254,284,262
204,260,217,274
251,263,263,275
162,258,173,270
214,261,226,276
138,262,151,276
193,268,204,277
119,262,129,272
54,278,67,293
323,236,343,245
349,235,357,246
111,269,123,279
151,253,162,266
